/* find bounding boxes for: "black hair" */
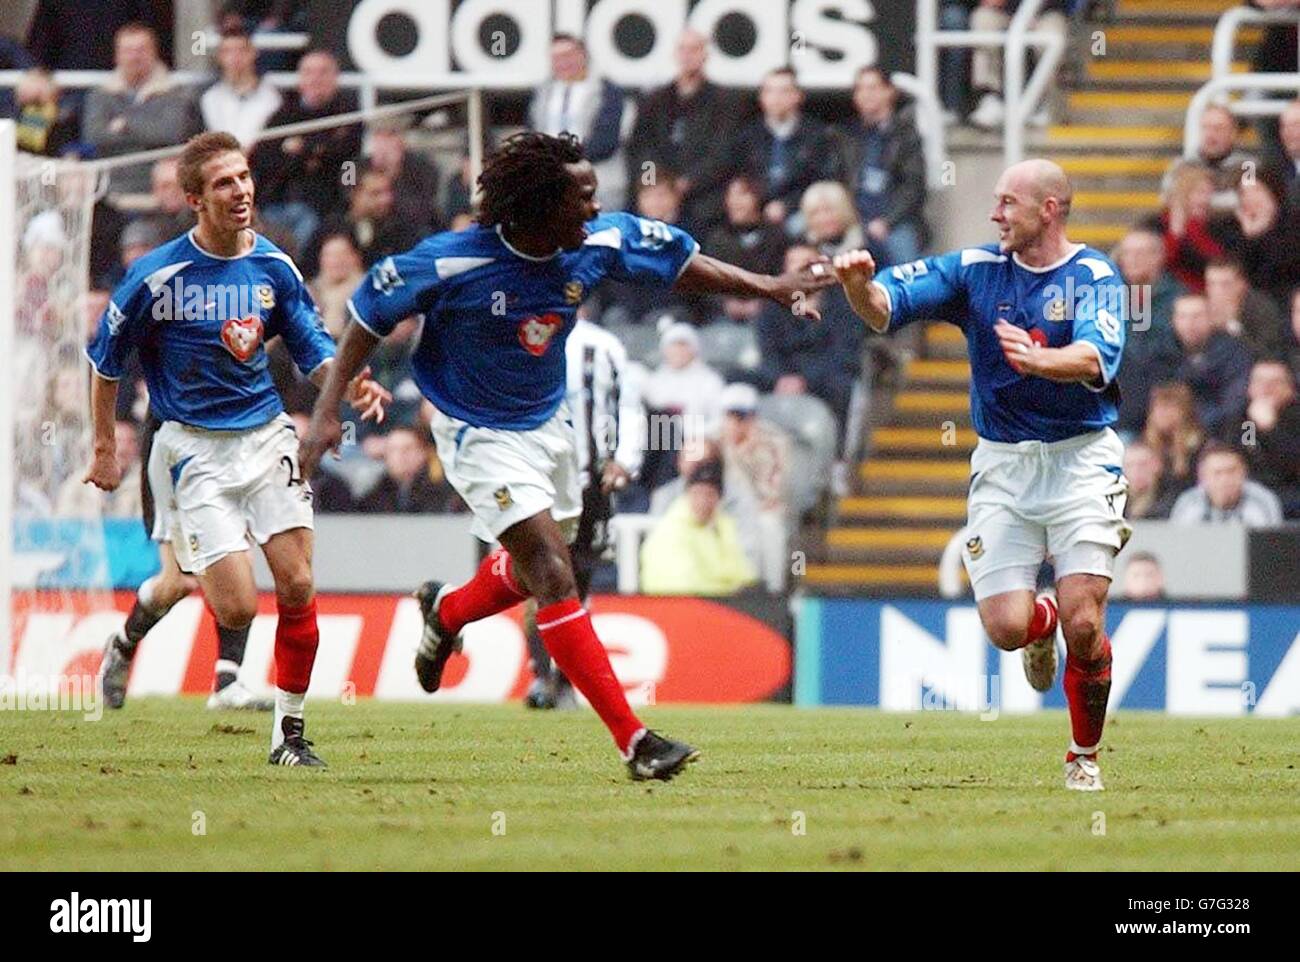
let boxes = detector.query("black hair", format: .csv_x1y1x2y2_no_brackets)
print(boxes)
476,131,587,232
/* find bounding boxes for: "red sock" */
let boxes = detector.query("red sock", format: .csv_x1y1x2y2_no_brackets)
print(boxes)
1064,635,1112,761
274,598,319,694
536,598,643,755
438,547,529,636
1027,595,1057,645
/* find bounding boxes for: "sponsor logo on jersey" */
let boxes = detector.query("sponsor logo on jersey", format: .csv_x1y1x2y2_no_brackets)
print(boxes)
494,486,513,509
1046,299,1066,322
373,256,405,295
517,313,562,357
220,315,264,363
965,535,984,560
257,284,276,309
106,301,127,335
564,280,584,305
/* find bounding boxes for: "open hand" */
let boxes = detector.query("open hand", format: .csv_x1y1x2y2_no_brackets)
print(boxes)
345,365,392,424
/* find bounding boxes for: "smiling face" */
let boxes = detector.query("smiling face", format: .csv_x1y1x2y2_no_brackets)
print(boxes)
555,160,600,250
990,171,1046,254
190,150,255,236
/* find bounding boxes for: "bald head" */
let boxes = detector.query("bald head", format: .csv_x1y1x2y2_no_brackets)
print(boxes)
991,159,1075,257
1004,159,1073,219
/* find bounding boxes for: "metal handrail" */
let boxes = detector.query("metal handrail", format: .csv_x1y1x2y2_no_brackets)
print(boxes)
891,71,948,189
1184,72,1300,159
1211,5,1300,82
916,0,1066,166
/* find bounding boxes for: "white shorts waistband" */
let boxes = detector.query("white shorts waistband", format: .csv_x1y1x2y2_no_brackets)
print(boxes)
975,428,1114,457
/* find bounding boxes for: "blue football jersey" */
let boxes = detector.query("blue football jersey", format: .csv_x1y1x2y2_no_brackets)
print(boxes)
86,230,334,431
347,212,699,430
874,243,1126,443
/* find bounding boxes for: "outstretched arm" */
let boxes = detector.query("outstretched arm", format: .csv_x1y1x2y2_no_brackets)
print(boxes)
299,321,382,477
833,250,891,333
675,252,834,319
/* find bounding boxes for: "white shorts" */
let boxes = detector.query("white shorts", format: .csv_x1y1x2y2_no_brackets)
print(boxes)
148,413,315,575
430,403,582,544
962,428,1131,601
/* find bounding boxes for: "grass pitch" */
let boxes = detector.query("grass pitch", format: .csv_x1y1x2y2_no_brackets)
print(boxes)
1,700,1297,871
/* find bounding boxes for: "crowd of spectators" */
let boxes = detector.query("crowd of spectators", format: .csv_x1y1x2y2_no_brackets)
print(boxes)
7,2,1300,602
1116,85,1300,525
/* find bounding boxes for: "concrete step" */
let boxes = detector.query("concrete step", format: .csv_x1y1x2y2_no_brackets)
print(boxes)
1070,224,1131,247
1114,0,1243,20
858,459,970,496
1068,90,1195,113
1074,189,1163,211
1085,59,1247,86
837,495,968,524
903,358,970,386
870,425,976,458
801,563,940,591
1046,123,1185,148
892,389,970,418
873,422,976,445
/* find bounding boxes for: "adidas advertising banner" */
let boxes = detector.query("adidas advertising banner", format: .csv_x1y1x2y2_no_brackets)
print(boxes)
307,0,916,90
796,599,1300,716
8,592,791,704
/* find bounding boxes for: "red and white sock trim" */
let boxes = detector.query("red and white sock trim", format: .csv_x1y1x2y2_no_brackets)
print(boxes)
536,605,589,632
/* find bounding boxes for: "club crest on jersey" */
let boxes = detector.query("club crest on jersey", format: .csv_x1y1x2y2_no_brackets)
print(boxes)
517,313,562,357
965,535,984,560
494,486,513,509
564,281,584,305
257,284,275,309
220,315,264,362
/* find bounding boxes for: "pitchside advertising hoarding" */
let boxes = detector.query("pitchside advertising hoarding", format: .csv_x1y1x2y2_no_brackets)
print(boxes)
8,592,792,704
308,0,916,90
796,599,1300,716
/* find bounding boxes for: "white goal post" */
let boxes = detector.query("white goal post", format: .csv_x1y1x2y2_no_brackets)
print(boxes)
1,92,482,689
0,120,13,680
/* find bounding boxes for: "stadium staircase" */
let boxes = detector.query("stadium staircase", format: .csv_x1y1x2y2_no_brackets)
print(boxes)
802,0,1254,594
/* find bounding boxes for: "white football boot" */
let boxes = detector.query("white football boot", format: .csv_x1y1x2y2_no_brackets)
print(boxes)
1064,755,1104,792
207,680,275,711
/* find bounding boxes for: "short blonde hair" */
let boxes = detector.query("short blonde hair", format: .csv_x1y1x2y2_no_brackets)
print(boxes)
800,180,858,238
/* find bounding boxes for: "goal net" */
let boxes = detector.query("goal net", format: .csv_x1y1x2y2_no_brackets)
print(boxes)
1,92,483,697
3,126,118,698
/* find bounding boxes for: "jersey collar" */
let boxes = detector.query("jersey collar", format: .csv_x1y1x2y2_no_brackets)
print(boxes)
495,224,561,262
1012,242,1085,274
187,228,257,261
